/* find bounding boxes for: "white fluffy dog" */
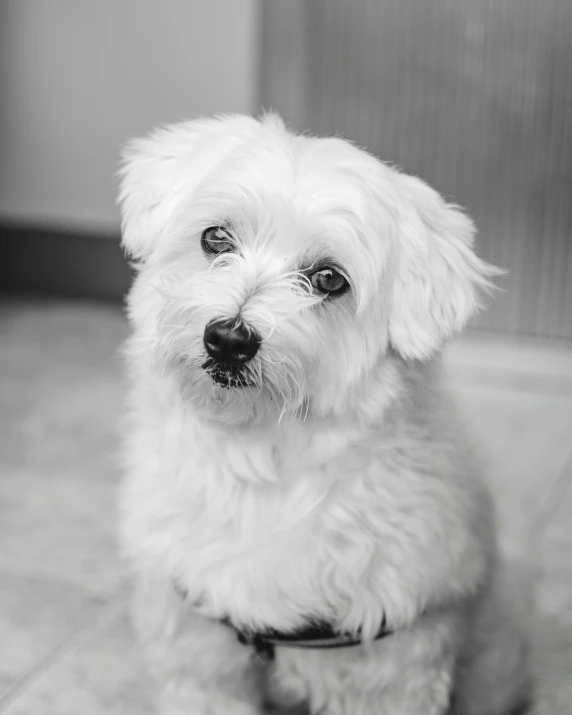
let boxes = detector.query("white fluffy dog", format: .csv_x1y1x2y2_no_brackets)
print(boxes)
118,114,530,715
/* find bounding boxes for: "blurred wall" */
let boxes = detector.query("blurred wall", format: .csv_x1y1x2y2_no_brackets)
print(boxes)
262,0,572,339
0,0,260,234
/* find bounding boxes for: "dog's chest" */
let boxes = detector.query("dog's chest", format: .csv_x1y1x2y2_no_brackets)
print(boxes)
124,422,383,629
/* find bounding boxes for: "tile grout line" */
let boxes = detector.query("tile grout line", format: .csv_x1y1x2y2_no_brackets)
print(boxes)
0,589,129,713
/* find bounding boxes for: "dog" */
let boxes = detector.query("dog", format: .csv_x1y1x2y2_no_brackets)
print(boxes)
118,113,530,715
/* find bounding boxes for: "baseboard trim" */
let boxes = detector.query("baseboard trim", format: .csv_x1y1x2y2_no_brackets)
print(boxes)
0,222,133,303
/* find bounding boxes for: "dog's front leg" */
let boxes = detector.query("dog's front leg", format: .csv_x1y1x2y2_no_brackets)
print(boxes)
314,661,455,715
359,663,455,715
272,612,459,715
131,574,264,715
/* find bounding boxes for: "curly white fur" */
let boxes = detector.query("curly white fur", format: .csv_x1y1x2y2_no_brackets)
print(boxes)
118,114,530,715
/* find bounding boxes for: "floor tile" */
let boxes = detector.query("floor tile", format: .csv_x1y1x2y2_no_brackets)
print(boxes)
0,300,126,417
538,460,572,553
0,368,125,593
450,384,572,562
0,571,103,698
445,333,572,385
0,682,12,707
529,614,572,714
0,367,125,472
0,303,570,713
1,596,153,715
0,466,123,595
535,470,572,626
446,336,572,712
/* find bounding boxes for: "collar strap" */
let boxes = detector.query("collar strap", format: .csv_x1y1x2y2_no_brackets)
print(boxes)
172,583,393,659
221,617,393,660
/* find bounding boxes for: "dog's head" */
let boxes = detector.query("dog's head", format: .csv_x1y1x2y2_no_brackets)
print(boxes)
119,114,498,425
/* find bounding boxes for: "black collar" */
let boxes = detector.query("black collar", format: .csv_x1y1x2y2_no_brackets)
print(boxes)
173,583,393,661
221,617,393,661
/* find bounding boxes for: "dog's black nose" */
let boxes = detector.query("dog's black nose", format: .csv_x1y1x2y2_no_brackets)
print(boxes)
203,318,261,365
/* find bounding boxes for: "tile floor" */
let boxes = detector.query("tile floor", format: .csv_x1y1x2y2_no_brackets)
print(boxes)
0,298,571,714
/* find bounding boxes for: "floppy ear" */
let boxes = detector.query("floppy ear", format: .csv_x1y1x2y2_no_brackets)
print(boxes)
117,114,259,261
388,174,501,361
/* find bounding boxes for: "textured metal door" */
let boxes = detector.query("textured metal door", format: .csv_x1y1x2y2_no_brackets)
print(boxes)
261,0,572,339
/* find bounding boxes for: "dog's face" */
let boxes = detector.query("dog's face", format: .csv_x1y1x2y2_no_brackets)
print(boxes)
119,114,497,425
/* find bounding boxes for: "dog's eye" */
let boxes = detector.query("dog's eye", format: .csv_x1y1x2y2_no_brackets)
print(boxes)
201,227,234,255
309,267,348,295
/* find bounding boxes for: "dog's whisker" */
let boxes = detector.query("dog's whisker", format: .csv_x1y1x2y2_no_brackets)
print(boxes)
263,352,287,366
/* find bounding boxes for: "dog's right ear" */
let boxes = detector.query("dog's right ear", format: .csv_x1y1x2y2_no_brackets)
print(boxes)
388,173,502,360
118,115,260,261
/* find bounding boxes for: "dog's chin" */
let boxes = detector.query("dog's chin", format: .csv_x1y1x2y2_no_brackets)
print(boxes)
166,354,308,426
168,358,267,425
202,360,256,390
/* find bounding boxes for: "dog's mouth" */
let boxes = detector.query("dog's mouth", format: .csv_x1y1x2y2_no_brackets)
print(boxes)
202,359,255,389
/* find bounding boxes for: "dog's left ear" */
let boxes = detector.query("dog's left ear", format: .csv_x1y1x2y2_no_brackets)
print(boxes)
388,173,501,361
